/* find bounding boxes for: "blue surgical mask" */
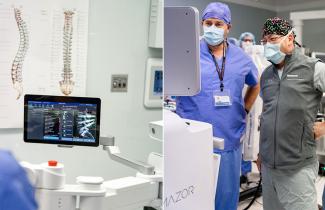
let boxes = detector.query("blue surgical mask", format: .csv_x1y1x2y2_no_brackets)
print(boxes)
264,30,292,64
203,25,224,46
264,42,285,64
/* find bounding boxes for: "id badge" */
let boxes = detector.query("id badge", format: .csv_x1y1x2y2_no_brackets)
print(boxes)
214,89,232,106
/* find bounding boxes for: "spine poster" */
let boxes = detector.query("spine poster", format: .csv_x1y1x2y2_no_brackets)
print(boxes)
0,0,89,128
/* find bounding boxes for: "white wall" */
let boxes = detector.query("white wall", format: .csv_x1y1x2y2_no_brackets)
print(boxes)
277,9,325,52
0,0,162,184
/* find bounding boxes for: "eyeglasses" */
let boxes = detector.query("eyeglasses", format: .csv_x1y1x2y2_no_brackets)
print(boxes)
260,35,284,45
243,39,253,43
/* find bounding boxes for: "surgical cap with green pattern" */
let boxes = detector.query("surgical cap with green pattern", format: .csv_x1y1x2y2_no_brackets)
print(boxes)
262,17,295,37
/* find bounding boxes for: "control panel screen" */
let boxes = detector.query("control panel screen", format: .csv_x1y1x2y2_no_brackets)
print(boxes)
24,95,101,146
153,70,163,96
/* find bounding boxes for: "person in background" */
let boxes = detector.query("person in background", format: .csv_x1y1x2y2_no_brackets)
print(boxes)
239,32,257,184
228,37,239,46
239,32,255,52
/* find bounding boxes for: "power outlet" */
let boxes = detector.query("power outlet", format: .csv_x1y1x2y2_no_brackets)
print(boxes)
111,74,128,92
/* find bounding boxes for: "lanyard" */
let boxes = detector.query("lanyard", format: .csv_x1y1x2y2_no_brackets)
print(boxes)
210,41,226,91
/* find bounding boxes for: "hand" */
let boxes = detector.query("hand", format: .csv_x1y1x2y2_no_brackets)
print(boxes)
255,154,261,172
313,122,325,140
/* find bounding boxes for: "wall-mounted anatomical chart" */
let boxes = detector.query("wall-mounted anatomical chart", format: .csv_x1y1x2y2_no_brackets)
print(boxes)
11,7,29,100
60,10,75,96
0,0,89,128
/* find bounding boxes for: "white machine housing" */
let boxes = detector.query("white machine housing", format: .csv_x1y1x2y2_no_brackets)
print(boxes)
22,151,162,210
164,111,219,210
164,6,221,210
164,7,201,96
149,120,163,142
148,0,163,48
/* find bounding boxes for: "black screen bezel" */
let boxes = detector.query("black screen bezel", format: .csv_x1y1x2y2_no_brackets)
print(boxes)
24,94,101,147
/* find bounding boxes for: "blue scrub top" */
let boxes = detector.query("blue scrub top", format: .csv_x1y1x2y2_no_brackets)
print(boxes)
176,39,258,151
0,150,38,210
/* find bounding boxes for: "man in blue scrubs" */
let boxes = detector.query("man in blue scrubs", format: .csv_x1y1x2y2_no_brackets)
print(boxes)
0,150,38,210
176,2,260,210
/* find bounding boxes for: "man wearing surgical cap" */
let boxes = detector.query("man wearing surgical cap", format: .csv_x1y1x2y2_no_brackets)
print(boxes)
258,17,325,210
239,32,256,51
176,2,260,210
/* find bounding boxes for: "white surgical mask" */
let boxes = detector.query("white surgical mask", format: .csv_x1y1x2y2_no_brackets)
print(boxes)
203,25,225,46
241,41,253,52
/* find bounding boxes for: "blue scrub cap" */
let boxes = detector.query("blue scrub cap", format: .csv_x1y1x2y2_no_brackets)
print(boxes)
239,32,256,45
228,37,239,46
202,2,231,24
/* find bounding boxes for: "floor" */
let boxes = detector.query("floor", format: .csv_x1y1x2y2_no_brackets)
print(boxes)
237,163,325,210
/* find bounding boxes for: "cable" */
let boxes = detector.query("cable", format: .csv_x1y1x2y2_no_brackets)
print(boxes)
242,176,262,210
240,180,260,190
255,199,263,206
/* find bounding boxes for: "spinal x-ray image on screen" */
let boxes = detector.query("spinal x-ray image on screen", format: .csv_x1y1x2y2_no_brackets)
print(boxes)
24,95,101,147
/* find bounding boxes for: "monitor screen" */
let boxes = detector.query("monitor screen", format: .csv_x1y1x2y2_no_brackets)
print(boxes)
24,95,101,147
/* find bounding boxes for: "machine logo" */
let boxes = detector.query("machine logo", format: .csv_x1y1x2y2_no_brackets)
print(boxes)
164,185,195,208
